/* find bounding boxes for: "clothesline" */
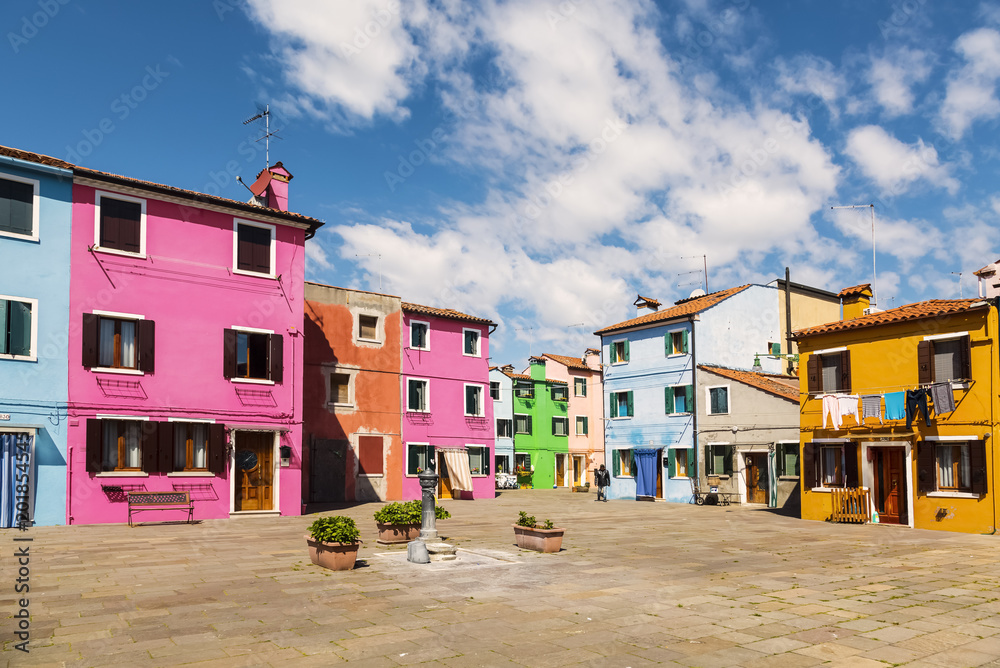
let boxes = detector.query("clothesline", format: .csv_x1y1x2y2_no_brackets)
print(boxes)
804,379,972,396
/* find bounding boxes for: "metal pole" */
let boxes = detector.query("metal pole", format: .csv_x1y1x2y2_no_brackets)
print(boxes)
417,468,439,541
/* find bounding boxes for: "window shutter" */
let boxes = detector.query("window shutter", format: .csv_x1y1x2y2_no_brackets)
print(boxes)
623,339,630,362
664,387,671,414
723,445,733,475
917,440,936,494
681,329,689,354
137,319,155,373
971,440,987,496
610,344,617,364
959,335,972,380
208,423,226,474
237,225,254,271
917,340,933,385
806,355,820,393
664,334,670,357
551,417,557,436
483,450,491,476
122,213,140,254
100,201,119,248
222,328,237,378
86,418,103,473
358,435,384,475
141,420,159,473
840,350,851,394
609,393,618,419
684,385,694,414
687,448,695,477
253,227,270,274
626,391,634,417
844,442,859,488
582,417,588,435
801,443,815,487
581,379,587,397
408,444,420,474
526,415,532,435
613,451,620,477
704,445,713,474
82,313,99,368
668,449,676,478
269,333,283,384
156,422,174,473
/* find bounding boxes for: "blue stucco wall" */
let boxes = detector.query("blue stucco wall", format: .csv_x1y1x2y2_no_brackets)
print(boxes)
697,286,783,373
490,369,514,471
0,156,72,526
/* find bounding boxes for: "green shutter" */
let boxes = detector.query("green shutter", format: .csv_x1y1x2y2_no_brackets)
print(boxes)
681,329,689,354
610,343,617,364
582,416,588,435
623,339,630,362
704,445,713,475
407,444,419,474
630,450,636,474
609,393,618,419
484,451,491,476
626,391,634,417
687,449,695,477
665,387,671,414
684,385,694,414
613,451,620,477
668,449,676,478
665,333,670,356
526,415,532,435
724,445,734,475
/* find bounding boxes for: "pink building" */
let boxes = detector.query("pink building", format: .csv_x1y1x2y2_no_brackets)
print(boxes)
539,350,606,485
400,303,496,500
65,163,322,524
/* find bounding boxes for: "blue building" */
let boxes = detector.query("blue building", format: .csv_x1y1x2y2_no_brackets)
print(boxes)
489,366,514,474
0,146,73,527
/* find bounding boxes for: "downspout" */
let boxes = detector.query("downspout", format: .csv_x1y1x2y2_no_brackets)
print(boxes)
66,443,73,525
785,267,794,375
690,315,698,498
988,298,999,534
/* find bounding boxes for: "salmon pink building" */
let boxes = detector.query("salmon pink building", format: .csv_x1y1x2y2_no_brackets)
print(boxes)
65,162,322,524
539,351,606,486
401,303,496,500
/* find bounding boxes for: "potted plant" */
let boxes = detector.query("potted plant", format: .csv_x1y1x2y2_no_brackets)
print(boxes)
305,516,362,570
515,465,533,489
512,511,565,553
373,501,451,544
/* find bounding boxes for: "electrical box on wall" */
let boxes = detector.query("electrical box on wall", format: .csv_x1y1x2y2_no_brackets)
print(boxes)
279,445,291,467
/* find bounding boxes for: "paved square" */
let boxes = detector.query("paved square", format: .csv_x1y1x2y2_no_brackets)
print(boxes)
4,489,1000,666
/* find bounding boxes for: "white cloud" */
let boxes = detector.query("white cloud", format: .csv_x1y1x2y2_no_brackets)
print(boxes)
304,236,334,274
830,209,945,265
940,27,1000,138
844,125,959,196
867,46,933,116
775,54,847,119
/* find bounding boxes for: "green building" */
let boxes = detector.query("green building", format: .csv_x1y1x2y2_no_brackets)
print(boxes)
507,358,570,489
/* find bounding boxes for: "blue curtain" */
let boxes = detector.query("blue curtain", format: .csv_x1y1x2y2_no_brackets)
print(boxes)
1,433,32,528
633,448,658,497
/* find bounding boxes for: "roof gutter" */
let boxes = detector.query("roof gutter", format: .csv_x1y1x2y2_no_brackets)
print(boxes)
0,154,72,177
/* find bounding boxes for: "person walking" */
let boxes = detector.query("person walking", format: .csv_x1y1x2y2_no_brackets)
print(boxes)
595,464,610,502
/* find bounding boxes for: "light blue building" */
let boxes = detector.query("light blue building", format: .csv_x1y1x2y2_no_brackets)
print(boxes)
489,366,514,474
0,147,73,527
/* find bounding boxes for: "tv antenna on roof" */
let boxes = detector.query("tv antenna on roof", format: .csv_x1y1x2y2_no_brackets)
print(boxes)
831,203,877,308
243,103,282,172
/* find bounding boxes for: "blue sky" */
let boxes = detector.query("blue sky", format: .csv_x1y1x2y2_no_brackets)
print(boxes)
5,0,1000,367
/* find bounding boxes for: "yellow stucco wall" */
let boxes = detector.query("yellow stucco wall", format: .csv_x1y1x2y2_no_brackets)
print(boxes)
797,306,999,534
778,289,841,359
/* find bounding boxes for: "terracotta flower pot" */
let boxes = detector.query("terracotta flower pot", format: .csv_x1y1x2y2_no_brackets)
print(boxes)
305,536,360,570
376,523,421,544
512,525,565,553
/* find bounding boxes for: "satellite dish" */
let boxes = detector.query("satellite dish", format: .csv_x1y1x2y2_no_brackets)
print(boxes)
689,288,706,298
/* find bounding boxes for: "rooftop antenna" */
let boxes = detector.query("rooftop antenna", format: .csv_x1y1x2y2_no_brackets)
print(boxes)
243,103,282,172
680,255,708,292
951,271,963,298
355,253,382,291
513,326,534,357
831,204,877,308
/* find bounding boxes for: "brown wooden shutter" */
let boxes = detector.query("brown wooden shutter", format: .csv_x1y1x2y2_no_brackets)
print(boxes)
82,313,99,368
269,333,283,384
959,335,972,380
254,227,270,273
85,418,103,472
137,319,155,373
237,225,253,271
840,350,851,394
844,443,859,488
223,328,237,378
917,340,933,384
971,439,987,496
208,423,226,474
358,435,384,475
157,422,174,473
917,440,936,494
801,442,817,487
140,420,159,473
100,200,119,248
806,355,820,393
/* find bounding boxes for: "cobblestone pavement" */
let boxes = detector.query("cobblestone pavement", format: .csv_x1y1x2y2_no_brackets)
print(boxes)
4,488,1000,667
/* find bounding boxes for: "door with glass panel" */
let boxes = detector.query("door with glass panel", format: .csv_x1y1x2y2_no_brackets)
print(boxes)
234,432,274,511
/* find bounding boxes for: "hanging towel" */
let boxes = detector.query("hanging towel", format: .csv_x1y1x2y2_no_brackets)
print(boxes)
822,394,841,429
838,394,861,425
884,392,906,421
861,394,883,424
929,382,956,414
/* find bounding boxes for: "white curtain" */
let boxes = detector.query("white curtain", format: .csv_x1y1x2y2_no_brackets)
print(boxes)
120,320,136,368
441,448,473,492
99,319,115,367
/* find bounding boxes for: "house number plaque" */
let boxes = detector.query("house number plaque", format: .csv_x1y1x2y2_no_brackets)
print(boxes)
0,414,10,421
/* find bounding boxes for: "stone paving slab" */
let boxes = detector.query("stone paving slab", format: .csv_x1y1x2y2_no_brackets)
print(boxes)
4,489,1000,666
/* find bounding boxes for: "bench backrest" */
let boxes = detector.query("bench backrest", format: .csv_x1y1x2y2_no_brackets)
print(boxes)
127,491,190,505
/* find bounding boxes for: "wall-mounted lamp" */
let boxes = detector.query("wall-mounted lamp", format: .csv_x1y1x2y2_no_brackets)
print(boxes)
279,445,292,467
751,352,799,373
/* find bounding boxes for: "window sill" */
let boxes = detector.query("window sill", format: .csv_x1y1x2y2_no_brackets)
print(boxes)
232,268,276,280
462,352,481,358
167,471,214,477
707,412,730,417
407,409,431,414
611,416,632,420
778,475,800,481
92,367,143,376
670,475,690,480
96,471,150,478
328,402,355,409
356,338,382,345
611,362,628,366
809,486,846,493
408,346,430,352
0,354,36,362
666,413,693,417
359,473,384,478
711,475,732,480
93,246,147,260
0,229,39,243
666,353,688,358
927,491,980,499
464,414,485,418
231,377,275,386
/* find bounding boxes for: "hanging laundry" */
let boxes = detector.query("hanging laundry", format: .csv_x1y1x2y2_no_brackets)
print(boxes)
905,388,931,428
821,394,841,429
838,394,861,426
860,394,883,424
929,382,956,414
884,392,906,421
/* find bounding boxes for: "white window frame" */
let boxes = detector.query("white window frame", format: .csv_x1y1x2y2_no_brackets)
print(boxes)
574,377,587,397
327,367,355,407
667,384,693,416
409,319,430,350
496,418,513,439
405,442,432,477
165,417,216,477
705,384,730,416
816,444,846,491
232,218,277,278
706,441,731,478
672,448,690,479
94,190,147,259
922,332,971,387
0,294,38,362
514,412,531,435
467,445,488,477
611,389,632,419
356,312,382,344
489,381,501,401
406,377,430,413
575,415,588,436
464,383,485,417
229,325,276,386
611,339,628,365
552,416,569,437
94,415,151,476
776,440,800,479
462,327,481,357
667,328,687,357
617,449,634,477
551,384,569,401
0,173,40,242
91,309,146,375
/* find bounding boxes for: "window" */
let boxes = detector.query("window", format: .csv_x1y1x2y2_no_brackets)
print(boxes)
666,385,694,414
82,313,154,372
410,321,429,350
234,220,274,275
465,384,484,416
552,385,568,401
575,416,588,435
358,435,383,475
497,419,513,438
103,419,143,471
777,443,799,477
515,381,534,399
468,446,489,476
820,445,843,487
406,443,433,475
97,193,144,255
358,315,378,341
495,455,510,474
613,449,634,476
330,372,351,405
463,328,481,356
707,386,729,415
0,175,37,239
174,422,208,471
806,350,851,393
936,444,970,491
704,444,733,476
515,453,531,471
610,339,629,364
609,390,633,418
0,297,34,359
574,377,587,397
670,449,690,478
407,378,429,412
667,329,689,355
552,416,568,436
919,440,986,495
490,381,501,400
223,328,282,383
514,413,532,435
918,335,971,384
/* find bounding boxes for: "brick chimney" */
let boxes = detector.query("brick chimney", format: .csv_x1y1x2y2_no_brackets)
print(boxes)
839,283,872,321
248,161,293,212
633,295,660,312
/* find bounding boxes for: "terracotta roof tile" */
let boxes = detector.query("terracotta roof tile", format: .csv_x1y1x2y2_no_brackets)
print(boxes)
698,365,799,402
540,353,592,371
838,283,872,298
0,145,74,170
594,285,751,335
401,302,496,326
793,299,987,338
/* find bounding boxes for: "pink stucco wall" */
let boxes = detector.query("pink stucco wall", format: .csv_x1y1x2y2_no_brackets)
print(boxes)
66,182,306,524
401,311,494,500
544,353,606,476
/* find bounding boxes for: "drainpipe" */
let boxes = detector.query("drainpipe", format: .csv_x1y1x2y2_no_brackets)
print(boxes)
784,267,794,375
66,443,73,525
690,315,698,497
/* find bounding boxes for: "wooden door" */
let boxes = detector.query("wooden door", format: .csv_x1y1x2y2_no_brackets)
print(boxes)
656,451,663,499
438,455,454,499
309,438,346,503
572,456,580,485
556,455,566,487
235,432,273,511
874,448,906,525
746,454,767,504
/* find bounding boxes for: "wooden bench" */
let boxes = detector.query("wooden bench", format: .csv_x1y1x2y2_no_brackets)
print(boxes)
127,491,194,527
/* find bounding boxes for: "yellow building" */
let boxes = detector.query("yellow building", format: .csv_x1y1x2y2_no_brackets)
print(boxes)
793,284,998,534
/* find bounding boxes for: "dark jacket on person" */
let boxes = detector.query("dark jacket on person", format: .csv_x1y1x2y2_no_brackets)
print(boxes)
595,468,611,487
